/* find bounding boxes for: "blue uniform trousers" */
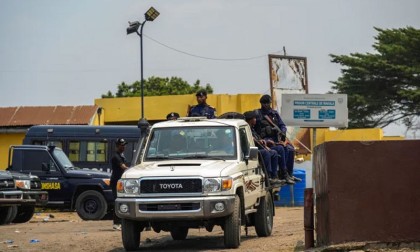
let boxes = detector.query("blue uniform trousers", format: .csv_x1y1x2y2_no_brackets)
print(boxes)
259,149,278,178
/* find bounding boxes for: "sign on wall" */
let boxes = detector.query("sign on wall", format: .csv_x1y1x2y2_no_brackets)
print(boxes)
281,94,348,128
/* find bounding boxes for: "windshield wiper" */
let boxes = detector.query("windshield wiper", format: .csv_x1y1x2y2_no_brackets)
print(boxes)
183,155,226,160
147,156,183,160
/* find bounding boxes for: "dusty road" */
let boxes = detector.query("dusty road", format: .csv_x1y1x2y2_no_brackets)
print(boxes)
0,207,305,252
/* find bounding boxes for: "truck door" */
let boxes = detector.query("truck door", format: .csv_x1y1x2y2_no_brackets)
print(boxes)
239,127,260,208
13,149,68,204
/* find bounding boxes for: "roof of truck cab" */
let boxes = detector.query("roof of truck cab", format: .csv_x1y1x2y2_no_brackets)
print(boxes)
11,145,63,151
151,117,248,129
25,125,140,138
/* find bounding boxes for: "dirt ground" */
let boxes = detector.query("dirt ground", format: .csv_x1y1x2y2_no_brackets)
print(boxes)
0,207,304,252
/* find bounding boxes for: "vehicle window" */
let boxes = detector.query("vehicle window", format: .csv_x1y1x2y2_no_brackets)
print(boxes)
69,141,108,163
145,126,237,161
33,140,63,150
20,150,56,172
239,127,250,158
53,148,74,169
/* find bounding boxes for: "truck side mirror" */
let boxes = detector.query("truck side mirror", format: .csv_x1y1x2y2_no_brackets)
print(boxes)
42,162,50,172
244,146,259,165
248,147,259,161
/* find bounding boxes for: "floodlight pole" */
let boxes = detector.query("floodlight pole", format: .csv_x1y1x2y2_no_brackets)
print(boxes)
137,22,146,123
127,7,159,136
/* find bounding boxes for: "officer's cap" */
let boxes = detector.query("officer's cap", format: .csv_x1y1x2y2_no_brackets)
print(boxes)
116,138,127,146
166,112,180,120
259,94,272,104
196,90,207,97
244,111,256,121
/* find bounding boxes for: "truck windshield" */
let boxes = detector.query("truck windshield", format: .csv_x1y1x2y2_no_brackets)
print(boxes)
144,126,237,161
53,148,76,170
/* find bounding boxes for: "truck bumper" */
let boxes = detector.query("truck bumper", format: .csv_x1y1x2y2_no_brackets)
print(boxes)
22,191,48,206
116,195,236,220
0,190,35,206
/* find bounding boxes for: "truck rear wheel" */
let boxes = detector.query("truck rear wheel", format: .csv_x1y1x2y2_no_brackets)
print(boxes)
121,218,142,251
13,205,35,223
75,190,107,220
224,195,241,248
255,192,274,237
170,227,189,240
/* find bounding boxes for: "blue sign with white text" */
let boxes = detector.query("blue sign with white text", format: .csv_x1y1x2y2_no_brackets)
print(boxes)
319,109,336,119
294,109,310,119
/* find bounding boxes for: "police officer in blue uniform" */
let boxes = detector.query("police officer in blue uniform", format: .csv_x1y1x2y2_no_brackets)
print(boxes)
254,94,301,184
166,112,180,120
188,90,216,119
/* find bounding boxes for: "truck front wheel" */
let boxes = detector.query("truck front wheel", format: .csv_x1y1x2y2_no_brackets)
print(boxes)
13,205,35,223
75,190,107,220
121,218,142,251
255,192,274,237
224,195,241,248
0,206,14,225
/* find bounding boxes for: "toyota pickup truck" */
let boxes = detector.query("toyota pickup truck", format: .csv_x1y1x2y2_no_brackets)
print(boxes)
116,117,279,250
6,145,113,220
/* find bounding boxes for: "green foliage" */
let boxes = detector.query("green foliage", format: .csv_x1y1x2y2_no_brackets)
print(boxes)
330,27,420,129
101,77,213,98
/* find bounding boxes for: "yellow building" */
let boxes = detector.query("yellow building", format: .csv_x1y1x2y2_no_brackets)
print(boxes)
0,94,405,169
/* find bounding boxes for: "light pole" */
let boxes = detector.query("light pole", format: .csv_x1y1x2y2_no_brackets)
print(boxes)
127,7,160,135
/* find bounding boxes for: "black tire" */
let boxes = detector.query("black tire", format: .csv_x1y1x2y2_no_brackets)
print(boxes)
13,205,35,223
170,227,189,240
0,206,13,225
75,190,107,220
4,205,18,224
255,192,274,237
121,218,142,251
224,195,241,248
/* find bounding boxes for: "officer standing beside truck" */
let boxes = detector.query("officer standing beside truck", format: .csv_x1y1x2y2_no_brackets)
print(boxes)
110,138,129,230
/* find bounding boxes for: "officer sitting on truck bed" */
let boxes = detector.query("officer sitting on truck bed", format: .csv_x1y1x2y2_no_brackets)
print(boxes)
254,95,301,184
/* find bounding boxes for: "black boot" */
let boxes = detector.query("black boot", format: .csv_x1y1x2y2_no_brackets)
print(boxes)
285,174,295,184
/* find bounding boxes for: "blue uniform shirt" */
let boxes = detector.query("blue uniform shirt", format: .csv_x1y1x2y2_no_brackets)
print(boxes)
188,104,216,119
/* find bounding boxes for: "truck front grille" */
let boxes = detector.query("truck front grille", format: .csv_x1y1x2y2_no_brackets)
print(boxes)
140,179,202,193
0,179,15,189
139,202,200,211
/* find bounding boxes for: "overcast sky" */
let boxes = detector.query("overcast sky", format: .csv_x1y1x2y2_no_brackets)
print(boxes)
1,0,419,136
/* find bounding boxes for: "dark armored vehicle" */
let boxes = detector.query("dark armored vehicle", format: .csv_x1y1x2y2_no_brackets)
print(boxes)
6,145,114,220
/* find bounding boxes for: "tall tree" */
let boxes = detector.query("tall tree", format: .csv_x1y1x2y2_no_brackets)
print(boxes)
330,27,420,129
102,77,213,98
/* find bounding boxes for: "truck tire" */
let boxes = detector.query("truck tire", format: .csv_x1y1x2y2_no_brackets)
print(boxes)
4,205,18,224
121,218,142,251
13,205,35,223
255,192,274,237
170,227,189,240
0,206,13,225
224,195,241,248
75,190,107,220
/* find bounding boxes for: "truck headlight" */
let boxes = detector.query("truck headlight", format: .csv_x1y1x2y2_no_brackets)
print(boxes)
120,179,140,194
203,178,221,193
15,179,31,190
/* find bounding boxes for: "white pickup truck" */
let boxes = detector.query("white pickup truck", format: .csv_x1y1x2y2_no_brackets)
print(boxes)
116,117,279,250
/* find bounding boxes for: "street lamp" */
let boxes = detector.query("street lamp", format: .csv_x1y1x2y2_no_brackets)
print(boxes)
127,7,160,135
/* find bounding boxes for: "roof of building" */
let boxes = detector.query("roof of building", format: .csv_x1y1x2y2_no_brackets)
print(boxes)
0,106,98,127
